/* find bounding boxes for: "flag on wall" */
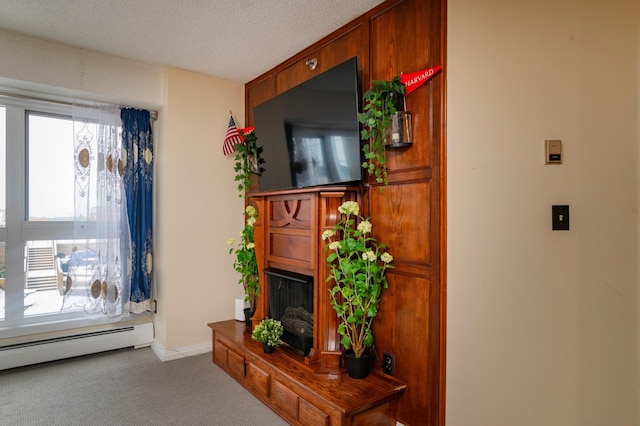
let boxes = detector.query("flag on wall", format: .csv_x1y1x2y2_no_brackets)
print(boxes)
223,115,244,156
400,65,442,96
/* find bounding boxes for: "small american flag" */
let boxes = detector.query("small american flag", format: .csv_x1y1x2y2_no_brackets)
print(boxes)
223,116,244,156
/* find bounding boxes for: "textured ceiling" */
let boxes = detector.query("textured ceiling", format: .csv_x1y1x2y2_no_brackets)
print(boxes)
0,0,385,83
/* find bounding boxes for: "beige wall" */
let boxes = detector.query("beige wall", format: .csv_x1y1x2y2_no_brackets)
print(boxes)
0,30,246,357
156,68,245,351
0,29,164,109
447,0,640,424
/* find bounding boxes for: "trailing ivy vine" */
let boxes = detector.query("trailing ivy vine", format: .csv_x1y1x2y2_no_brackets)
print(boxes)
233,130,265,197
358,76,406,186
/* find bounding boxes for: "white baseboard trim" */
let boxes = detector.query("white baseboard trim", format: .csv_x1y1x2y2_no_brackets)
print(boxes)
0,321,154,370
150,339,211,361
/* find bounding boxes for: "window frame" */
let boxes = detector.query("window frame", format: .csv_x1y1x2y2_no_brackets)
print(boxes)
0,97,117,338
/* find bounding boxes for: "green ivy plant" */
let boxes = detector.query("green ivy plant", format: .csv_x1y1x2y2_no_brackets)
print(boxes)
358,76,406,186
233,130,265,198
228,205,260,312
322,201,394,358
252,317,284,347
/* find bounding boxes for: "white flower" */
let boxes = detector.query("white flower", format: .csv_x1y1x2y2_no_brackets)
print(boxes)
362,250,376,262
227,238,235,246
338,201,359,216
322,229,335,241
247,243,255,249
247,216,256,226
381,252,393,263
357,220,372,234
329,241,340,251
245,205,257,217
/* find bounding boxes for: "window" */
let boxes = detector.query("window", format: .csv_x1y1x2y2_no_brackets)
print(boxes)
0,99,108,334
28,114,82,221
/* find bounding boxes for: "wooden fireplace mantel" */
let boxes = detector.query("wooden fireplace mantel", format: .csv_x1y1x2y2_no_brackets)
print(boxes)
248,186,360,372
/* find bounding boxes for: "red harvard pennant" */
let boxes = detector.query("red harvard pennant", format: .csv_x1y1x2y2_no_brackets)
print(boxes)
400,65,442,96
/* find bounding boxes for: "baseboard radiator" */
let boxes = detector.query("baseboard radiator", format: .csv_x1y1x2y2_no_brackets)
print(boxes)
0,322,154,370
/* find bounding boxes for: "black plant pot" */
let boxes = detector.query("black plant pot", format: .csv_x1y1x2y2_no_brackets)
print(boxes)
262,343,275,353
345,351,371,379
243,308,254,328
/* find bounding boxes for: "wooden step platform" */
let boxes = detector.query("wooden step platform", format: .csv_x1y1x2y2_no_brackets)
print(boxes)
208,320,406,426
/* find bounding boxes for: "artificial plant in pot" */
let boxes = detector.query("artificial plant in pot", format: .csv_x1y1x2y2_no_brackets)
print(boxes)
322,201,394,378
233,129,265,198
228,205,260,324
359,76,407,186
252,317,284,353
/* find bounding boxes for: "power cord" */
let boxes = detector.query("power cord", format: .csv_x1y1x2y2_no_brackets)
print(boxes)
371,343,383,367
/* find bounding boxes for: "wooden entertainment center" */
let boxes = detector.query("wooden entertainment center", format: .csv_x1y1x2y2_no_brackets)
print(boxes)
209,186,407,424
209,0,446,424
250,186,358,372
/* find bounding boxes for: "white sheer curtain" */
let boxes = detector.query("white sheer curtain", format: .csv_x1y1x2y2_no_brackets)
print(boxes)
62,105,132,319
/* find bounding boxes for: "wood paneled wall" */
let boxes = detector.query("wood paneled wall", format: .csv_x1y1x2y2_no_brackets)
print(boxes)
244,1,446,424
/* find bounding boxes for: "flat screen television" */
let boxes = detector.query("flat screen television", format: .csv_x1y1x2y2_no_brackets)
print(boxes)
253,57,361,192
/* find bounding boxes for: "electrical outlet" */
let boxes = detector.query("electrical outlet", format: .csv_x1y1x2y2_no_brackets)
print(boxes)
382,352,394,376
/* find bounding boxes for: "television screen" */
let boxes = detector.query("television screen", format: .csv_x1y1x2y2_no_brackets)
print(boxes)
254,57,361,192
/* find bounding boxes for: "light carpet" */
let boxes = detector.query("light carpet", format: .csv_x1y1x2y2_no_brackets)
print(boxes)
0,347,288,426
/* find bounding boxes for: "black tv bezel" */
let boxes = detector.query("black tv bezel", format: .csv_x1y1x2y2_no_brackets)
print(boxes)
253,56,362,193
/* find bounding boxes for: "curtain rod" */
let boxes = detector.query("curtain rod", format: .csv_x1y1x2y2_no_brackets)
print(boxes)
0,91,158,120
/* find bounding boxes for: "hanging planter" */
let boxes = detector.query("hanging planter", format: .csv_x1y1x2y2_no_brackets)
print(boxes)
359,76,413,185
233,129,264,198
385,110,413,148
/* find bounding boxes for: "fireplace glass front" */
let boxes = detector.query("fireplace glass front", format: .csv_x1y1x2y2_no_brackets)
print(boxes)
264,268,314,356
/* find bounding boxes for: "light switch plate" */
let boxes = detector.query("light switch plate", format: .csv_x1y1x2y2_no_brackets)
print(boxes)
545,140,562,164
552,205,570,230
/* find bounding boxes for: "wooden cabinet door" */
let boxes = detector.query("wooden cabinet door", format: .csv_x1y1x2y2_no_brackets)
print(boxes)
227,346,246,379
265,192,317,275
247,361,271,398
299,398,329,426
273,380,299,421
213,338,228,367
214,337,246,380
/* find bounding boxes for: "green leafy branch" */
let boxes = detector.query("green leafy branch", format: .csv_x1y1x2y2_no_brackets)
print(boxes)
233,130,265,198
358,76,405,186
323,201,393,358
228,206,260,311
